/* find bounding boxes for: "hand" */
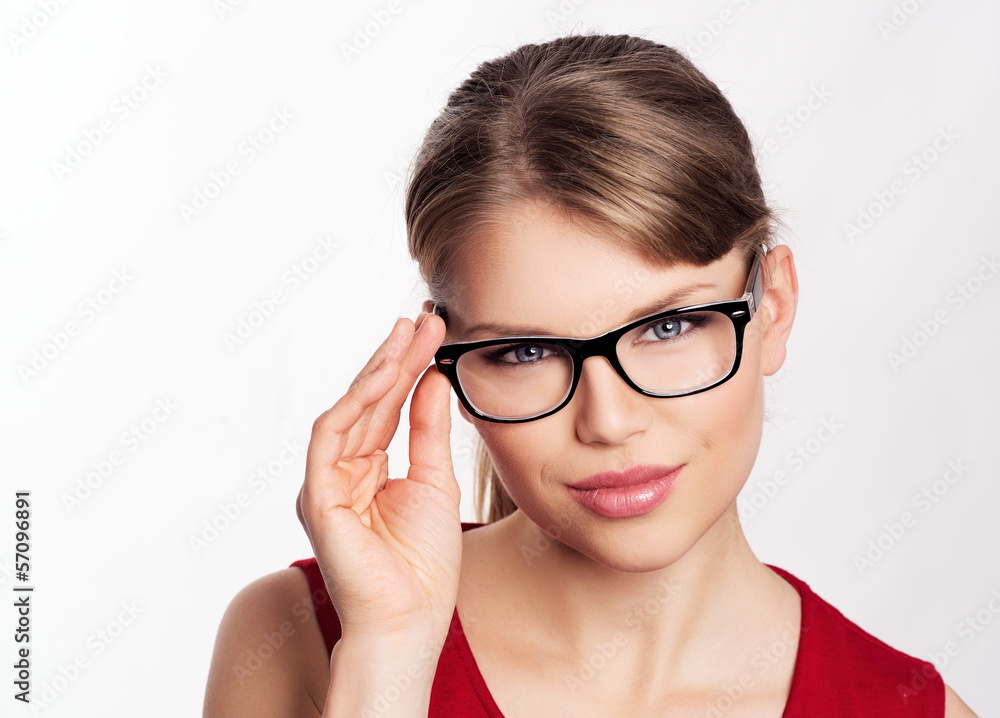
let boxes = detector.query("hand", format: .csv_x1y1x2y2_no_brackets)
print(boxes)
296,310,462,644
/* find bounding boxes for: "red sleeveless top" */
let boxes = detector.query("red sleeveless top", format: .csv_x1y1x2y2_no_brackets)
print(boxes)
289,522,944,716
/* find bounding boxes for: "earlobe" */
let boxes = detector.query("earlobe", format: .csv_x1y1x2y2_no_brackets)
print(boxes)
759,245,799,376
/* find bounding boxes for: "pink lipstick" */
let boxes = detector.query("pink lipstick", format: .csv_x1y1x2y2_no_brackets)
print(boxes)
567,465,682,518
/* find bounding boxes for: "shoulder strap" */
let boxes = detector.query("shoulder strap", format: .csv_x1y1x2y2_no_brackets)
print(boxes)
289,558,342,655
288,523,486,655
766,564,944,717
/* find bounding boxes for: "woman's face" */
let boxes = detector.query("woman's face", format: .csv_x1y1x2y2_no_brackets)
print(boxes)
437,198,795,572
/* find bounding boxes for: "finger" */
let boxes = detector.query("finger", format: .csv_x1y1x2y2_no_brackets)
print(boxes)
345,311,427,439
336,315,424,461
303,451,388,526
305,314,441,512
352,451,390,528
406,362,457,496
298,472,373,590
383,313,439,398
341,450,389,507
301,455,361,518
300,453,388,544
352,313,447,456
349,317,408,390
307,355,398,480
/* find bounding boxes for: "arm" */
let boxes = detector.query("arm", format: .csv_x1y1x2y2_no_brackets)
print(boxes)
323,633,443,716
944,683,978,718
203,567,445,718
202,568,330,718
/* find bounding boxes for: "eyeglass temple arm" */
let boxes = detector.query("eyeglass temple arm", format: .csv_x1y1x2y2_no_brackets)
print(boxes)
743,247,765,316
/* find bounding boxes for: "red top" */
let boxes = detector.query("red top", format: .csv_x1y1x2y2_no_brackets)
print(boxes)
289,522,944,716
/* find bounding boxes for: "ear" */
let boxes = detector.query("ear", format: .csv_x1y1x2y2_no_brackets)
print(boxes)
421,299,436,314
758,244,798,376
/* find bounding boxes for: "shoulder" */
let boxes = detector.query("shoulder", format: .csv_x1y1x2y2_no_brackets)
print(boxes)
203,567,330,718
944,683,979,717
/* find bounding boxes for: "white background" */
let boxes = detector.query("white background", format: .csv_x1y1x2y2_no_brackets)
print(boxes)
2,0,998,715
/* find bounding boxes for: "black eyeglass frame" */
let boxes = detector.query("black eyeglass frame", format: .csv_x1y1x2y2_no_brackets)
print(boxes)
431,249,765,424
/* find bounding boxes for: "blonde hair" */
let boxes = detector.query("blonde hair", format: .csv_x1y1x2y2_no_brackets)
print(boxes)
405,33,780,523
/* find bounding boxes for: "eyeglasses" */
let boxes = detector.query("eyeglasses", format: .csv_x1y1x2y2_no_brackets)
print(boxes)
431,249,765,423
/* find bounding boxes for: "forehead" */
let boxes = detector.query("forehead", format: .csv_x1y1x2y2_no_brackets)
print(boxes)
446,201,743,340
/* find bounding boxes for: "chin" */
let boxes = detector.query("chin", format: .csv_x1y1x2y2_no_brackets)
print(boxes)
524,508,694,574
577,532,692,574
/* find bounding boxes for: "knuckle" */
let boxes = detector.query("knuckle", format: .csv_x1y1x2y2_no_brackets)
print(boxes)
296,504,307,531
299,496,321,530
349,362,375,388
310,411,329,438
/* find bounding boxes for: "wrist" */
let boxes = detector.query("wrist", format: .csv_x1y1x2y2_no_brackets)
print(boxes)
324,634,443,717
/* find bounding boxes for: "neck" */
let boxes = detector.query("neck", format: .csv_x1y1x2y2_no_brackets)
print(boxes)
488,504,797,697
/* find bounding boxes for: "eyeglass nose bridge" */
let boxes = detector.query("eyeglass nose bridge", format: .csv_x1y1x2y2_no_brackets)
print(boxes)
559,327,646,402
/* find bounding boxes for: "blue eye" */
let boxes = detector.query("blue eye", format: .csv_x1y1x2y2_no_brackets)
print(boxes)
637,313,709,343
482,343,557,366
650,319,684,339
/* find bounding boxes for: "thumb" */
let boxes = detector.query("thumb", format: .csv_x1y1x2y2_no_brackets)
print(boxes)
407,363,456,494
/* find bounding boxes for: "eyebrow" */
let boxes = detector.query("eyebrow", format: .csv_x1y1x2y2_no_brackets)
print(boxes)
461,282,720,339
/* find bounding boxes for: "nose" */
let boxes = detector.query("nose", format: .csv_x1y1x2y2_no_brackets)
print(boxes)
569,354,649,444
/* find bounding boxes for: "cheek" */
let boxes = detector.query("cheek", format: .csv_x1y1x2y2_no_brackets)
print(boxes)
680,342,766,492
457,402,473,424
711,381,764,472
472,422,556,508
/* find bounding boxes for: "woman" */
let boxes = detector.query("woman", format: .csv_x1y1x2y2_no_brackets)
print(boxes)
203,34,978,716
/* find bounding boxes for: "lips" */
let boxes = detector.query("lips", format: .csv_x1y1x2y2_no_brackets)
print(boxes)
567,465,683,518
568,464,682,491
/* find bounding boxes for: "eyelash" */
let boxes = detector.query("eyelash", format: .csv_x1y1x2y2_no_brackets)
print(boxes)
480,313,711,367
632,313,709,345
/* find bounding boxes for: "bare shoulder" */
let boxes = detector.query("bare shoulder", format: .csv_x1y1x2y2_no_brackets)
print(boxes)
944,683,979,717
203,567,331,718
